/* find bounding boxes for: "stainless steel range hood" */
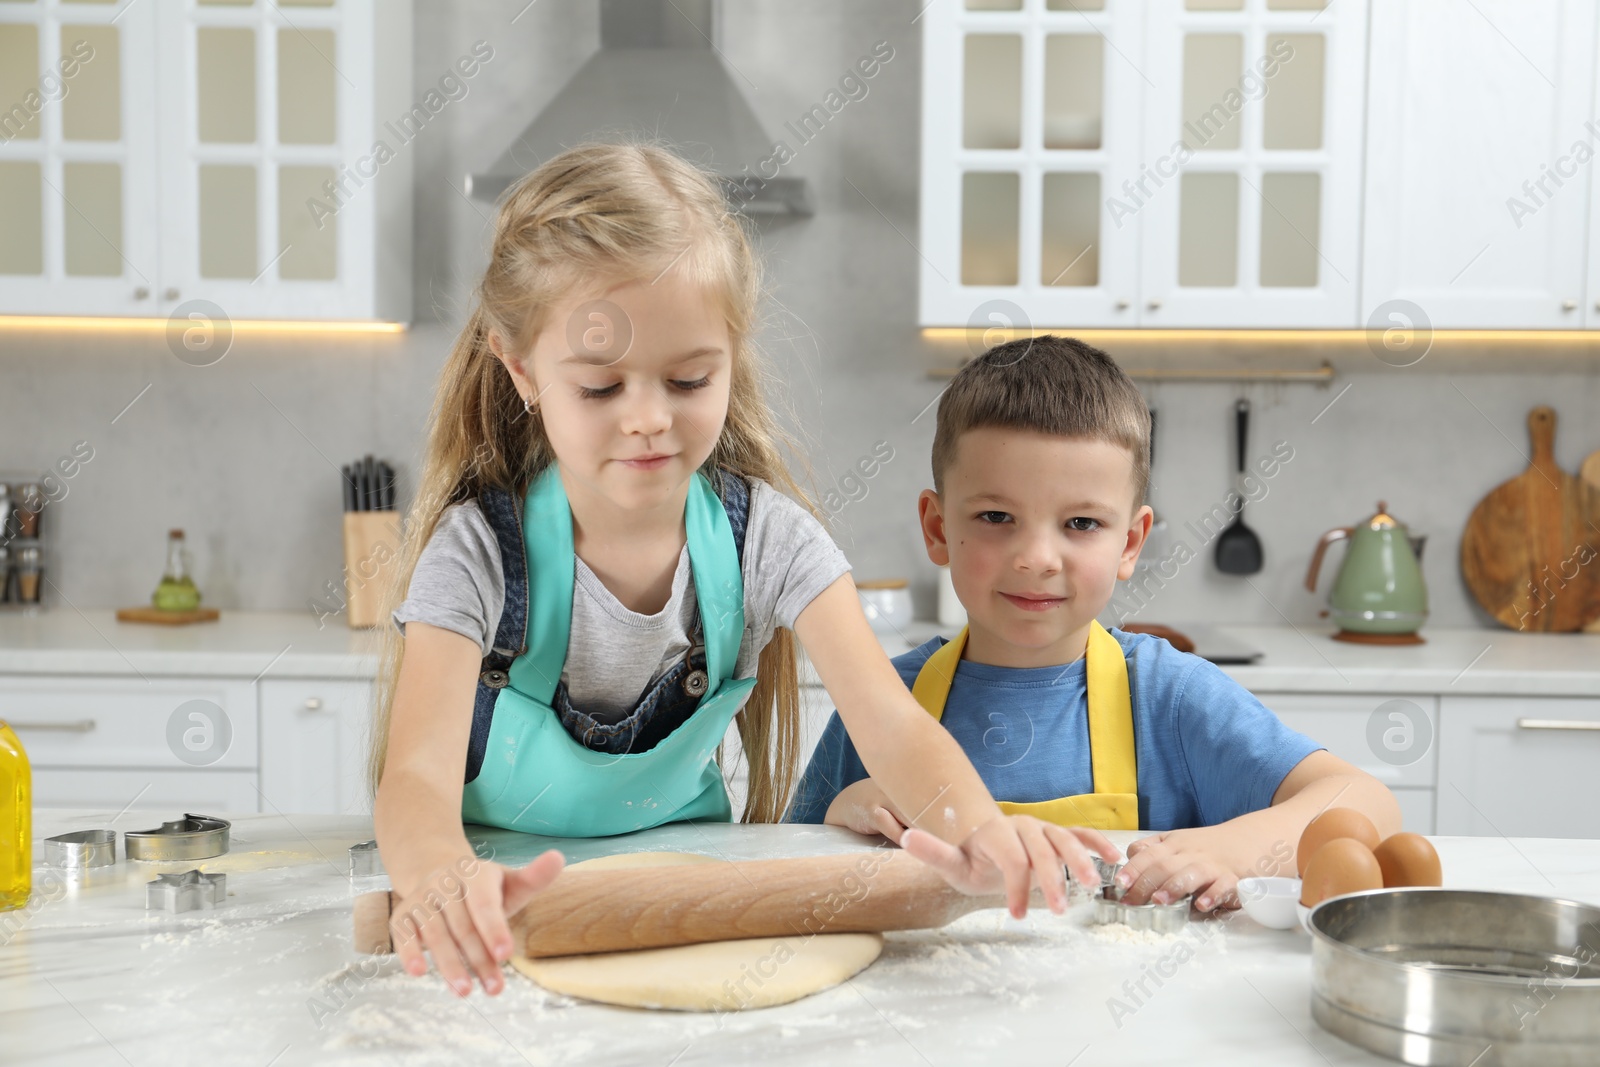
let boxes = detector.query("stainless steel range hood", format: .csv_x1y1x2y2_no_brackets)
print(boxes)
465,0,812,215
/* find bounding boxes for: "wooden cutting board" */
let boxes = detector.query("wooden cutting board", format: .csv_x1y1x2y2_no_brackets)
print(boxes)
115,607,220,625
1583,449,1600,634
1460,406,1600,632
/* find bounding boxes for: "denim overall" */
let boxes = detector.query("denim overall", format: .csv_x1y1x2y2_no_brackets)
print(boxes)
461,464,756,837
911,619,1140,830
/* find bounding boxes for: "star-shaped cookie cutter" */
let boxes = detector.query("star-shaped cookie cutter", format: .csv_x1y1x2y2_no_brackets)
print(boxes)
146,869,227,913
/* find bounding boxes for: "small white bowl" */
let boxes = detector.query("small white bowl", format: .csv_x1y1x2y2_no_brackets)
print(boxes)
1297,901,1314,933
1237,876,1303,930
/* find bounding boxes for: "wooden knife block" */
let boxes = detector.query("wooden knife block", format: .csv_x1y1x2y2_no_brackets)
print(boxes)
341,511,402,629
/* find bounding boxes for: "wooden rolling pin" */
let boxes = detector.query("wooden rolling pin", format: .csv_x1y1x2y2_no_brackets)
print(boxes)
354,851,1035,958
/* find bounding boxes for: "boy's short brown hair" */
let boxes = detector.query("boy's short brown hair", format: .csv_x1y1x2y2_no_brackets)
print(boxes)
930,335,1150,512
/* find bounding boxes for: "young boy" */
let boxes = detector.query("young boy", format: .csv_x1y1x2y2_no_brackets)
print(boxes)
787,336,1400,914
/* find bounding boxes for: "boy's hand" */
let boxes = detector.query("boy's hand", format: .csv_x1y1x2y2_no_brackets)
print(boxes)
390,848,565,996
824,777,912,843
1118,826,1256,912
900,815,1122,918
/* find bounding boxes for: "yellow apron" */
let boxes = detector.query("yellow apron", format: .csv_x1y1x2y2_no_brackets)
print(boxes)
910,619,1139,830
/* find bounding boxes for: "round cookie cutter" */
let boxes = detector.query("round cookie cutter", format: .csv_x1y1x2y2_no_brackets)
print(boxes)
125,813,231,862
44,829,118,870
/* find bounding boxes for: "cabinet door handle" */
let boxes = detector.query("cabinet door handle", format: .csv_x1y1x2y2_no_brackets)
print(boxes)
1561,300,1578,312
1516,717,1600,731
304,698,324,711
164,287,181,301
1115,299,1130,311
1147,299,1162,311
6,719,97,733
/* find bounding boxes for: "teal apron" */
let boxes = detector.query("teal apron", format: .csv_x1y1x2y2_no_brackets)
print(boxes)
460,465,758,837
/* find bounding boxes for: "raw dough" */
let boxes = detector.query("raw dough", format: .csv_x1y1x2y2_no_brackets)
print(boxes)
510,851,884,1011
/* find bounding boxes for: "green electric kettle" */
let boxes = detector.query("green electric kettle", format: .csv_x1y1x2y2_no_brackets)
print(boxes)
1304,501,1428,644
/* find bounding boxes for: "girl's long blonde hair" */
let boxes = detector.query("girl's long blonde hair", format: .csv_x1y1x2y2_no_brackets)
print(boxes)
367,142,821,824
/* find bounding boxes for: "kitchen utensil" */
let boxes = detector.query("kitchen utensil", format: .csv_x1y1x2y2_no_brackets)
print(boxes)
1460,406,1600,632
146,869,226,913
1141,407,1169,565
1091,883,1190,934
1582,449,1600,634
124,814,230,862
364,454,377,510
354,850,1053,958
348,840,384,878
342,464,356,512
1237,876,1301,930
1214,399,1264,575
43,829,117,870
1309,888,1600,1065
1305,500,1429,643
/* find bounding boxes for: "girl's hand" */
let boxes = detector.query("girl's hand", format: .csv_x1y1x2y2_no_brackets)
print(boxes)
1118,827,1251,913
824,777,912,843
390,848,565,996
900,815,1121,918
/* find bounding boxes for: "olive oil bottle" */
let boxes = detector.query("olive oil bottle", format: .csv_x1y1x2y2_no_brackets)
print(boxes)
1,721,30,912
152,527,201,612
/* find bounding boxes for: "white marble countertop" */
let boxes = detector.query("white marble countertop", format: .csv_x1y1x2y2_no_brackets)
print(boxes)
4,609,1600,698
4,809,1598,1066
0,610,381,678
870,619,1600,697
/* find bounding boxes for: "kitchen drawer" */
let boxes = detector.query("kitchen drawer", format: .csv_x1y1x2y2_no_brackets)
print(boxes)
30,767,260,814
0,676,257,770
1436,696,1600,840
1255,693,1438,789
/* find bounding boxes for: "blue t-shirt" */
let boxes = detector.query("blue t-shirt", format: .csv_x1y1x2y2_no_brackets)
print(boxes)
786,628,1323,830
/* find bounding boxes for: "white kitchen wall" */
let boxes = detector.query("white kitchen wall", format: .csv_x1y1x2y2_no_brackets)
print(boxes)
2,0,1598,633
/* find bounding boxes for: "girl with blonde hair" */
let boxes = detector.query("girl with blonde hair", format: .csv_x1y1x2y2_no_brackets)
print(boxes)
371,143,1115,998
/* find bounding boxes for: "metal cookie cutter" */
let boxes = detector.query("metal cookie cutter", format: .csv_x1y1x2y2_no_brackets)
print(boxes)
44,829,118,870
1092,880,1191,935
146,869,227,913
348,840,384,878
125,814,231,862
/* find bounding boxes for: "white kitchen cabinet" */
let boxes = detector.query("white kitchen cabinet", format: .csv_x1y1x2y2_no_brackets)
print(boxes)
0,0,411,322
0,1,160,316
1436,695,1600,840
1256,691,1437,833
258,678,373,815
919,0,1146,328
919,0,1367,329
1362,0,1598,329
1138,0,1367,327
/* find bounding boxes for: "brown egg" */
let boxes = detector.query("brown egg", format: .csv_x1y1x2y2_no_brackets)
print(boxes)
1300,837,1384,906
1373,833,1442,888
1297,808,1381,877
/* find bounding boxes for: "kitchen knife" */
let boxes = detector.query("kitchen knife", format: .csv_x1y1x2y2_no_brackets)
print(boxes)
341,465,355,512
363,455,375,511
353,850,1044,958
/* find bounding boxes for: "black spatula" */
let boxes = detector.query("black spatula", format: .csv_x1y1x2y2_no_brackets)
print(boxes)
1214,399,1264,575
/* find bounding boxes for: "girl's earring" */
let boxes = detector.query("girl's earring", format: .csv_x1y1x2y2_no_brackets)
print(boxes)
524,394,538,415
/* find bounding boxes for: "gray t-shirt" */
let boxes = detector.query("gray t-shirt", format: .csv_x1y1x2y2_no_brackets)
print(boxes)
392,479,851,722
